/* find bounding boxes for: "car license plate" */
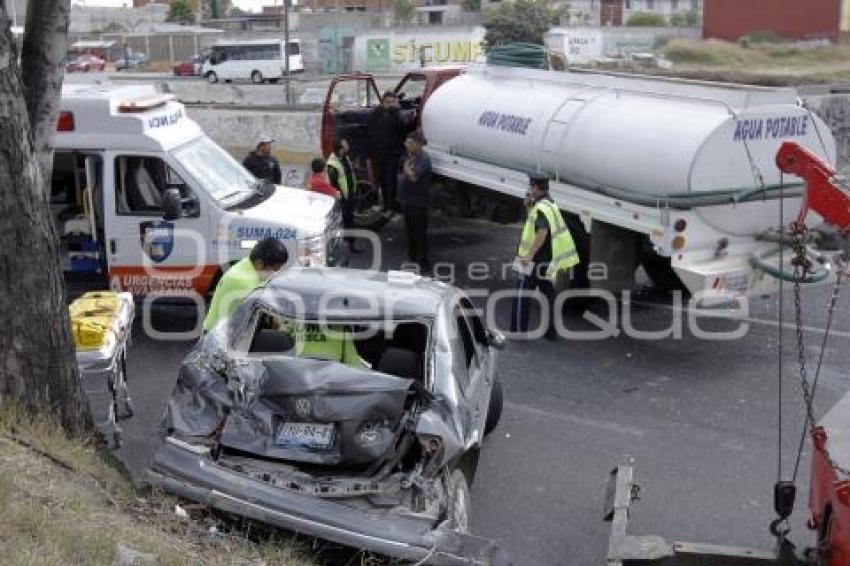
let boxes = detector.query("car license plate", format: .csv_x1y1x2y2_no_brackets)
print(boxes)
276,422,334,449
722,274,749,295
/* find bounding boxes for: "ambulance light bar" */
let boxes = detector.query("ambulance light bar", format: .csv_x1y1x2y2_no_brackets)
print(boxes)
117,94,176,113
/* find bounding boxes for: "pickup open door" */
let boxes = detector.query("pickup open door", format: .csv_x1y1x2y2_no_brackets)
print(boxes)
321,74,380,159
321,74,391,227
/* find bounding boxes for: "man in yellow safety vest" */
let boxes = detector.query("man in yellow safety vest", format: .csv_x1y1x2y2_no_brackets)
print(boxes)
278,321,366,368
326,138,358,251
509,173,579,340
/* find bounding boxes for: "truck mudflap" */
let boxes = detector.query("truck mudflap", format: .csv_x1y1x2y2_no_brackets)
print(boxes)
604,466,799,566
149,438,510,565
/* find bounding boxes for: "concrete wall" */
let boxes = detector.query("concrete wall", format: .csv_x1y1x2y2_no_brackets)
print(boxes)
545,26,700,63
186,106,321,186
69,4,168,34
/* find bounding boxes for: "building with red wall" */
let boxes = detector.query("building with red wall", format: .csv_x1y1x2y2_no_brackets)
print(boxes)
704,0,840,43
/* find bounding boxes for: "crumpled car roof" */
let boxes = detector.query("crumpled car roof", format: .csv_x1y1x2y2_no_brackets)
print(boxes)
251,268,453,321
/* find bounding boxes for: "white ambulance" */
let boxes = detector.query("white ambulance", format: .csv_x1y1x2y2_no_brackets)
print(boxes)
52,84,340,298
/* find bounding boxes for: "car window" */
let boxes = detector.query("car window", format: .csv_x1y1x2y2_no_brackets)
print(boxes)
396,75,427,101
449,318,471,392
330,78,379,109
115,155,198,217
459,297,487,345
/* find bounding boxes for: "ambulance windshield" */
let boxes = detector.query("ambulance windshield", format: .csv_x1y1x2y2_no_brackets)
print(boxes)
172,136,258,207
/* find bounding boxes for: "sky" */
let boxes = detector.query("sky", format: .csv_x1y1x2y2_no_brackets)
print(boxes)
73,1,274,11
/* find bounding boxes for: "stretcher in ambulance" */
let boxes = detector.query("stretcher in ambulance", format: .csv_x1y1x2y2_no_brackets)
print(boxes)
52,84,340,298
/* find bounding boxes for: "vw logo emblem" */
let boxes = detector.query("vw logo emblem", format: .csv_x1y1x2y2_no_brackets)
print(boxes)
295,398,311,418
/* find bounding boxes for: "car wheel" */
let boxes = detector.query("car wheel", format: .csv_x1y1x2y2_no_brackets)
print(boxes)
206,71,218,84
251,70,263,84
484,378,503,436
447,469,472,533
352,180,390,231
83,65,90,72
269,78,280,84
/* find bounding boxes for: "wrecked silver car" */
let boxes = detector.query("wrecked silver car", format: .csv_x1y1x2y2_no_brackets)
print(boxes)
149,268,508,564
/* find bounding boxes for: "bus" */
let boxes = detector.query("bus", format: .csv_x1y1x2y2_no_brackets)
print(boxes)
202,39,303,84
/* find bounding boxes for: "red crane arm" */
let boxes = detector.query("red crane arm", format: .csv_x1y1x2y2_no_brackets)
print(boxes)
775,141,850,230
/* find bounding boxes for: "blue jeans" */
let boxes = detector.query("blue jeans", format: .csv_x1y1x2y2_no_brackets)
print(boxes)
509,271,557,337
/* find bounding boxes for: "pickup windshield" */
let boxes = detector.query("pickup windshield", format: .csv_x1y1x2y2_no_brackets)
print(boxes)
172,136,258,207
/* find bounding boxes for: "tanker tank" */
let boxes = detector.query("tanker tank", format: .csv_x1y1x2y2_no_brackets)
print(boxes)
421,64,836,199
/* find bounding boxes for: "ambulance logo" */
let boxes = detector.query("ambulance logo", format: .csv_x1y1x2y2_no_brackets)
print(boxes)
139,220,175,263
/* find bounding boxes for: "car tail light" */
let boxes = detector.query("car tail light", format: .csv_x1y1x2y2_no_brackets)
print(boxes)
57,111,74,132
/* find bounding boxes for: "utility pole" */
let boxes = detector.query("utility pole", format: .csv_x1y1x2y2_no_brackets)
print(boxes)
283,0,292,105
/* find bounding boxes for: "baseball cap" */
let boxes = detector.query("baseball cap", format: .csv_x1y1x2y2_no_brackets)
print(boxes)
256,133,274,145
528,171,549,184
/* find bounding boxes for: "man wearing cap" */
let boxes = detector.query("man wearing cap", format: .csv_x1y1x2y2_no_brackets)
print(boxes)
397,131,432,272
510,173,580,340
243,133,282,184
367,91,405,212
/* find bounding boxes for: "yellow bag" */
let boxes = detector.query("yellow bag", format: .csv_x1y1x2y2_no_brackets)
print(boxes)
69,292,120,319
69,292,121,349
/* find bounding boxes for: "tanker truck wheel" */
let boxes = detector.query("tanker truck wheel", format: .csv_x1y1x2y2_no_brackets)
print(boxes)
639,243,686,294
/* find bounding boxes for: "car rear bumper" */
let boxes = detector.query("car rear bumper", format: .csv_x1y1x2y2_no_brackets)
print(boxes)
149,437,510,565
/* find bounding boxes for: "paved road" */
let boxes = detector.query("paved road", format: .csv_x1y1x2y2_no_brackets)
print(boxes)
116,213,850,565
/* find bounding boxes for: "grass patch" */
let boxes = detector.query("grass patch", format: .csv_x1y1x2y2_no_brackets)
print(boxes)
662,38,767,66
0,408,316,565
662,38,850,69
646,38,850,85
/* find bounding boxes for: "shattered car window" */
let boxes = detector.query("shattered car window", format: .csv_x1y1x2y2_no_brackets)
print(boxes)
243,312,431,379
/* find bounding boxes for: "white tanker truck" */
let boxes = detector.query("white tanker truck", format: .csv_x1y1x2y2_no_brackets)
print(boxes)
322,64,837,302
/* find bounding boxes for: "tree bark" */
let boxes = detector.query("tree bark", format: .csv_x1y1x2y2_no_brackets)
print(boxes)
0,3,92,435
21,0,71,183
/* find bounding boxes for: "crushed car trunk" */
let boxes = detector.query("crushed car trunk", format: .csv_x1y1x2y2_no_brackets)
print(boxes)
166,356,414,467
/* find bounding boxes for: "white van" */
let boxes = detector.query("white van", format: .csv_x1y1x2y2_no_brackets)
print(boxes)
202,39,304,84
53,84,339,298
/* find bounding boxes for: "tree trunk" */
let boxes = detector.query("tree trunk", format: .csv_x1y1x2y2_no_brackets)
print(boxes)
21,0,71,183
0,3,92,436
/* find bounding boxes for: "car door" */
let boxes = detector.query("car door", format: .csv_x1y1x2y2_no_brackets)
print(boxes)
104,152,210,297
452,297,492,437
321,74,380,157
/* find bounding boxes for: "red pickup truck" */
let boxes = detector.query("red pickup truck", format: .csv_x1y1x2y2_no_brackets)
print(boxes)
320,68,462,225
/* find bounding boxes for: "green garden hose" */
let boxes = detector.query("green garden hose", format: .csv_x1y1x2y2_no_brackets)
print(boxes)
486,43,551,69
749,246,831,284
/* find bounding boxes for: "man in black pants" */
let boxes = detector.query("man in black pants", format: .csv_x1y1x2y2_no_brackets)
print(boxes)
397,131,432,273
367,91,404,212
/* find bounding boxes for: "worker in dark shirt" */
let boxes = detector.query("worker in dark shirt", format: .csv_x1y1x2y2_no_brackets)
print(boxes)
509,173,579,340
397,131,432,273
367,91,405,213
242,133,282,184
